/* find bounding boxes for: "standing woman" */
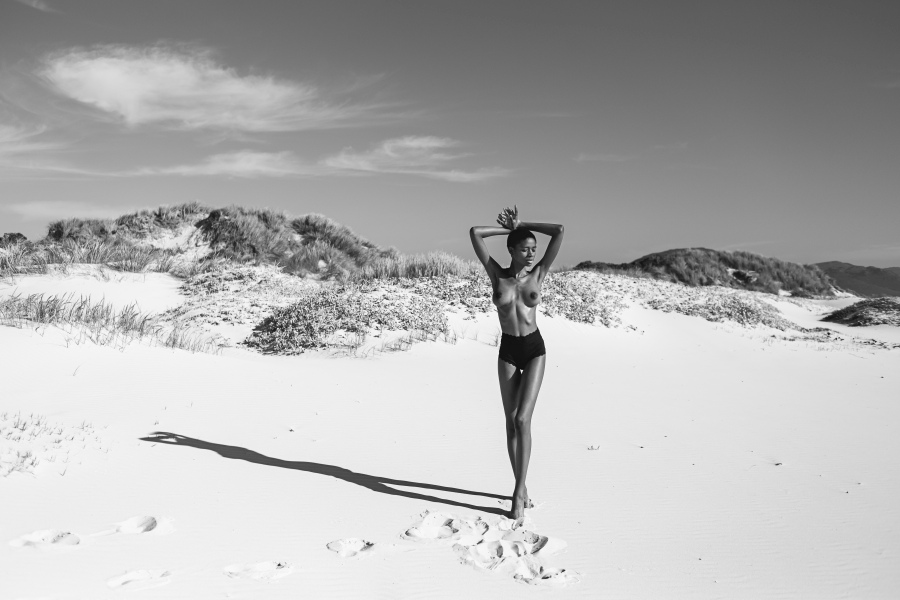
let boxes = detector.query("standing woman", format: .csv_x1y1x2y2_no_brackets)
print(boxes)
469,206,564,519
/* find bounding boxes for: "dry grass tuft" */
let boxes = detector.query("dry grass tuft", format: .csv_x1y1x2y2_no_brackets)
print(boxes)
0,412,103,477
0,293,220,353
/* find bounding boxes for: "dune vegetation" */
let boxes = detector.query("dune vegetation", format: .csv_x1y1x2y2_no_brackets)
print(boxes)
0,292,220,353
823,297,900,327
1,203,478,281
576,247,834,297
2,203,873,357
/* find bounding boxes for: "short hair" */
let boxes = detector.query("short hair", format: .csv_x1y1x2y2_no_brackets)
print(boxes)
507,228,536,248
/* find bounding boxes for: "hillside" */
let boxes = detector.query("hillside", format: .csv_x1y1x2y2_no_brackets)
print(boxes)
823,297,900,327
576,248,834,297
815,261,900,297
1,203,474,281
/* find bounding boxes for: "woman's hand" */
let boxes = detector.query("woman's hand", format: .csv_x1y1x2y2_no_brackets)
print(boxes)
496,205,521,230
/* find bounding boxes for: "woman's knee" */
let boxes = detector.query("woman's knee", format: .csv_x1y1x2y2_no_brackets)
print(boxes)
513,413,531,433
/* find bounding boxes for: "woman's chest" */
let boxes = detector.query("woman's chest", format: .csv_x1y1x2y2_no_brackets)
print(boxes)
493,277,541,308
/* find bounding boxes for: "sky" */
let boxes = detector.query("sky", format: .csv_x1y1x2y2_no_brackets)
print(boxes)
1,0,898,267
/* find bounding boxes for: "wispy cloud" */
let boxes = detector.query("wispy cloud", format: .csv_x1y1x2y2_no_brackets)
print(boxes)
5,200,124,221
0,122,506,182
322,136,509,182
12,0,57,13
139,151,316,178
0,122,74,176
575,153,635,164
39,44,387,131
138,137,508,182
0,123,57,154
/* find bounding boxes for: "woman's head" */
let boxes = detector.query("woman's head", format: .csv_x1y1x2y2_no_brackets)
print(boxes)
507,228,537,265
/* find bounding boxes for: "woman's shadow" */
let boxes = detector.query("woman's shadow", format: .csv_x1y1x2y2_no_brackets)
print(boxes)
139,432,509,516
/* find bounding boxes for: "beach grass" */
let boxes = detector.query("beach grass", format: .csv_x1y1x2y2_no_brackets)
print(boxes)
0,293,220,353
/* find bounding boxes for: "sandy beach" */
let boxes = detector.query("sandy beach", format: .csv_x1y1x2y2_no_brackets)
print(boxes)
2,268,898,599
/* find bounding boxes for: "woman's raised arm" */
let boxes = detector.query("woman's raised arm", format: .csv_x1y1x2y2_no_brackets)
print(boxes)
521,221,564,275
469,226,508,271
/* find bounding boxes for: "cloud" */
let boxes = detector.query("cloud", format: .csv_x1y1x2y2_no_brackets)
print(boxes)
12,0,57,12
322,136,509,182
140,151,317,178
138,138,507,182
575,153,635,163
0,122,75,176
0,128,506,182
0,123,58,154
5,200,124,221
39,44,384,131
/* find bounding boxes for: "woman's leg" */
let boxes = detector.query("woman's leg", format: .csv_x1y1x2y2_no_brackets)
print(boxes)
497,359,521,476
510,354,546,519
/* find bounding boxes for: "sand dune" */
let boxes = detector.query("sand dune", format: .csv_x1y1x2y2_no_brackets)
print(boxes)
2,269,898,599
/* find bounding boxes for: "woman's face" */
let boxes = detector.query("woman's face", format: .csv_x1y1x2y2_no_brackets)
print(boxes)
509,238,537,266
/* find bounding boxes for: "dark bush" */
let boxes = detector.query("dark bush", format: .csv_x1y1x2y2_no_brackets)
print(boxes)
577,248,834,297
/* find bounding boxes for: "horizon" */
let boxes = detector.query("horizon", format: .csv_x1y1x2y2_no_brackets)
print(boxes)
2,1,899,268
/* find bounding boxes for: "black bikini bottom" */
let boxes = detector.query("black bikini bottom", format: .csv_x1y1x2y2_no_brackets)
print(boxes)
498,329,546,370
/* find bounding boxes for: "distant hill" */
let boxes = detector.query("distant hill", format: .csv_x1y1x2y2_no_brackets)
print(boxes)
576,247,834,297
38,203,399,277
815,262,900,297
9,203,471,280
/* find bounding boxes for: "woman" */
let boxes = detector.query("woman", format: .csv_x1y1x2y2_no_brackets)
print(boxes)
469,206,564,519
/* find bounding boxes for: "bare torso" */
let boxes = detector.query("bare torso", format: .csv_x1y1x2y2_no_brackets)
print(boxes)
491,264,543,336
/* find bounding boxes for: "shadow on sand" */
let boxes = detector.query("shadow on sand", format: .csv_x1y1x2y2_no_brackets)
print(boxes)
139,431,509,516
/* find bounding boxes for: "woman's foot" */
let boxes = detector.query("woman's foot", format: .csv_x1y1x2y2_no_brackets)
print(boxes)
511,489,528,519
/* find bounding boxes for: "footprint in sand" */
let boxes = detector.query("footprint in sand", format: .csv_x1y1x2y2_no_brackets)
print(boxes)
9,529,80,549
402,511,460,541
114,515,175,535
326,538,374,558
404,511,578,586
454,517,490,545
402,511,490,544
453,531,551,572
504,527,573,556
107,569,172,590
223,561,294,582
453,540,512,571
513,563,581,586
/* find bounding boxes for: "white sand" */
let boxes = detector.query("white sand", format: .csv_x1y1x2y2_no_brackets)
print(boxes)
2,273,898,599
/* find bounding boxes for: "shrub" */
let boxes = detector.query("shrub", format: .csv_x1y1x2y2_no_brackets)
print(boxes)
244,284,448,354
645,291,795,329
823,298,900,327
291,213,396,268
541,271,626,326
46,203,211,243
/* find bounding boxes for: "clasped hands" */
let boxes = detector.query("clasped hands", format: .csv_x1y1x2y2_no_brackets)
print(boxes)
496,205,521,231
